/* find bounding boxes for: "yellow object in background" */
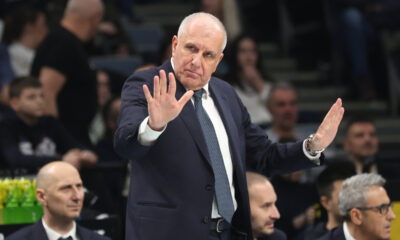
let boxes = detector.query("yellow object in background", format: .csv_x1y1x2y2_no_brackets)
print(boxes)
391,202,400,240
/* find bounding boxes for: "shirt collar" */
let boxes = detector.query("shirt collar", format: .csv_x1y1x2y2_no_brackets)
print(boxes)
343,222,356,240
42,218,78,240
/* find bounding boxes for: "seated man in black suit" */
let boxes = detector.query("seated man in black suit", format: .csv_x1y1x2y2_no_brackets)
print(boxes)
304,162,356,240
318,173,396,240
246,171,287,240
6,161,110,240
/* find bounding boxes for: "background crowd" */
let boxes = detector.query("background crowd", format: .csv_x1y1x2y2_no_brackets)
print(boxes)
0,0,400,239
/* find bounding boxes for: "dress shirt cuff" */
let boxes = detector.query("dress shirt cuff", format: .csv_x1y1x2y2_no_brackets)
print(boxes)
138,116,166,146
302,139,321,165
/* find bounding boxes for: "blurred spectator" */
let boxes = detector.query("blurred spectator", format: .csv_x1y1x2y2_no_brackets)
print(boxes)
318,173,395,240
226,34,273,127
0,76,97,171
0,43,14,105
332,0,400,100
94,96,127,214
246,171,287,240
343,115,400,180
266,83,334,183
89,70,112,145
266,83,299,141
343,116,378,174
271,168,319,240
304,162,356,240
2,7,48,77
96,97,122,163
31,0,104,147
200,0,243,40
90,0,135,57
6,161,111,240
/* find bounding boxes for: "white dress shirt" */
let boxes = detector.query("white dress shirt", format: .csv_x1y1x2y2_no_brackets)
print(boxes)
343,222,356,240
137,58,321,219
233,82,272,125
42,219,79,240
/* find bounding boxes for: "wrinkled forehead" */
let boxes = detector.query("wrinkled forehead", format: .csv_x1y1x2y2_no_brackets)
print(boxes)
179,18,225,52
48,172,82,189
365,186,390,205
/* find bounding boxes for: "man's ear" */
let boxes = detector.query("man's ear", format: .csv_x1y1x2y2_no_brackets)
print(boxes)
9,97,19,111
349,208,363,225
171,35,178,57
36,189,47,207
320,196,330,211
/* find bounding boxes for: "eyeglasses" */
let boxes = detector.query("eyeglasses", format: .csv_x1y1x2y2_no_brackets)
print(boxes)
356,202,394,215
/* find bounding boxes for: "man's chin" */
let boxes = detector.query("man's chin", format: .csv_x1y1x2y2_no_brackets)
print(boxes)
180,78,204,90
263,224,275,235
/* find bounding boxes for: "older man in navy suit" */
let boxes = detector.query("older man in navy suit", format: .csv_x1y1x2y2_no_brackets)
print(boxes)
6,162,110,240
115,12,344,240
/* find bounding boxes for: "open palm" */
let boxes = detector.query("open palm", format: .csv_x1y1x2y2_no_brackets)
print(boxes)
143,70,193,131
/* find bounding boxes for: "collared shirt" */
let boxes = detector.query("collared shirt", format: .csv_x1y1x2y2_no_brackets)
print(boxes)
139,59,237,219
42,218,79,240
343,222,356,240
137,58,320,218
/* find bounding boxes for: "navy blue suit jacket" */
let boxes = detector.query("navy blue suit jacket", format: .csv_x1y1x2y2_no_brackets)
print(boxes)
5,220,111,240
317,225,346,240
114,60,321,240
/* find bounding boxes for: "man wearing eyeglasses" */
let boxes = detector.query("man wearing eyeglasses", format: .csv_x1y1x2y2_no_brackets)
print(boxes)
317,173,396,240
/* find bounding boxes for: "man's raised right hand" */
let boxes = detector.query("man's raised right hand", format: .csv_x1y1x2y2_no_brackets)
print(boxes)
143,70,194,131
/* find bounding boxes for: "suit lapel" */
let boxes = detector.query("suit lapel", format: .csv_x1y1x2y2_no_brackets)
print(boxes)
164,60,211,166
34,220,50,240
209,79,245,175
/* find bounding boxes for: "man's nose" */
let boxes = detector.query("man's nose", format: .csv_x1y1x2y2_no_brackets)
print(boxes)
72,188,83,201
388,207,396,220
271,205,280,220
191,53,201,66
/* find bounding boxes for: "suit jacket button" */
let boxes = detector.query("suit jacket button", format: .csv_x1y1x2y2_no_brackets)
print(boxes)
203,216,210,223
205,184,213,191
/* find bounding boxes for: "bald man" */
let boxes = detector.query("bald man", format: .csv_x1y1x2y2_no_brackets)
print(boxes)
6,162,110,240
246,172,287,240
115,12,344,240
31,0,104,147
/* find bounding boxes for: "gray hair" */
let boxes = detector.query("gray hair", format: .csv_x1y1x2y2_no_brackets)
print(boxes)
177,12,227,52
338,173,386,219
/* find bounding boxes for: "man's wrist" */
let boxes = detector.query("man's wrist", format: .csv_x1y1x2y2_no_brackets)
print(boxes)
306,134,325,156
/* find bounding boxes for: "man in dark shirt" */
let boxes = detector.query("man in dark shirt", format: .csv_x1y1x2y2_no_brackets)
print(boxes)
31,0,104,146
0,76,97,170
304,162,356,240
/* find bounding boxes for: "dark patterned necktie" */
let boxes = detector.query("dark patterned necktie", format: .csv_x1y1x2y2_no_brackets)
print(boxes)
193,89,234,223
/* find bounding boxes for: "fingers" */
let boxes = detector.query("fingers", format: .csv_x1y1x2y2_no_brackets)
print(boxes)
150,70,175,100
168,72,176,95
143,84,153,103
159,70,167,95
178,90,194,107
153,74,160,100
